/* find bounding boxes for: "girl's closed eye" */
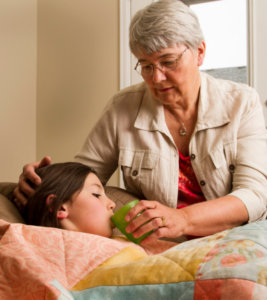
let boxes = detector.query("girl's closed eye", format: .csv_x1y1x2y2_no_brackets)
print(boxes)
92,193,101,198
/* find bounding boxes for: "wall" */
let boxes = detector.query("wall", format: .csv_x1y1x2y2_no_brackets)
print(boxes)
2,0,265,186
0,0,37,182
252,0,267,123
0,0,119,186
37,0,120,186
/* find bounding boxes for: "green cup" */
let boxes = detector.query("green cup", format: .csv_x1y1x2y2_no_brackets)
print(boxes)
111,200,153,244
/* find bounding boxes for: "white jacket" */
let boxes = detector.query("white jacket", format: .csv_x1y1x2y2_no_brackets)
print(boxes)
75,72,267,223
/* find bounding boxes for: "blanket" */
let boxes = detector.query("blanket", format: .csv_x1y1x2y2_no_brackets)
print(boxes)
1,219,267,299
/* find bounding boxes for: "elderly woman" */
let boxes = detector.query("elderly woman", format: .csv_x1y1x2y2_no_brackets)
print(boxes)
15,0,267,243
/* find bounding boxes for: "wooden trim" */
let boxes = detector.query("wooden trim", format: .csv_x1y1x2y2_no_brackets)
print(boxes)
119,0,131,91
182,0,220,5
119,0,131,188
247,0,254,88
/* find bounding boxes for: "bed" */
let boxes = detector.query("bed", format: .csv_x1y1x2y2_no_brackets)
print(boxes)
0,182,267,299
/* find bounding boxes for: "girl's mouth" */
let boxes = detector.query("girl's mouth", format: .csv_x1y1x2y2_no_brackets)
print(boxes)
110,219,116,229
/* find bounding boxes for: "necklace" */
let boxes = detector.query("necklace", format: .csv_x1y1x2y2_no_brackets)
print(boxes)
170,110,187,136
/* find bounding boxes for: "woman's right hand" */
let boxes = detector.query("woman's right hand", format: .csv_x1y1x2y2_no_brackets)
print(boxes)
13,156,52,208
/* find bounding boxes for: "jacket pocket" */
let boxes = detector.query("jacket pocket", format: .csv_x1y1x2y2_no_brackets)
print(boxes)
208,143,237,194
223,142,237,174
199,146,231,198
209,147,227,169
119,149,159,197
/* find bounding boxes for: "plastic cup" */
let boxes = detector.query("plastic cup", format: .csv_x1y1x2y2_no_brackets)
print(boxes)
111,200,153,244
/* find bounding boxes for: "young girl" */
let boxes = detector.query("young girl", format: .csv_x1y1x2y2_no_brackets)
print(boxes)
24,162,116,238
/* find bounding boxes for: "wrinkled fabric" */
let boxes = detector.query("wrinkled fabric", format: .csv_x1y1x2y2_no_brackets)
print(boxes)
2,220,267,299
75,72,267,223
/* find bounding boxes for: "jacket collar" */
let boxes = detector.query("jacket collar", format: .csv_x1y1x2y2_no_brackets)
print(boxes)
196,72,230,131
134,84,170,136
134,72,230,134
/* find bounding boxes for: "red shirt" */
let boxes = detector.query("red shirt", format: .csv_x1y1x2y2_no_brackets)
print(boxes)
177,149,206,239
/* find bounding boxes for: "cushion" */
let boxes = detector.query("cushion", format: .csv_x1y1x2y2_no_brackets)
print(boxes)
104,186,140,235
0,182,25,223
0,194,25,223
104,186,140,212
0,182,18,201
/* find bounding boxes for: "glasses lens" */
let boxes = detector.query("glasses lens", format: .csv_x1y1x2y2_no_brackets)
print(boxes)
160,60,177,71
136,64,152,76
135,64,142,75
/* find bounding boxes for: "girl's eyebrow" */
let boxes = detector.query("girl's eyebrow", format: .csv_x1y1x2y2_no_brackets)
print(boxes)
90,183,103,190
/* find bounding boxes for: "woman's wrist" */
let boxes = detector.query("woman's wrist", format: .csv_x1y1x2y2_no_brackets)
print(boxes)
173,208,190,237
179,196,249,237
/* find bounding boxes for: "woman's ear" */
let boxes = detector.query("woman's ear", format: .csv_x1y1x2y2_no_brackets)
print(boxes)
197,41,206,67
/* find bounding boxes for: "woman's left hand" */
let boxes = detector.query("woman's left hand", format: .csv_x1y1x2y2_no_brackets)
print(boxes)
124,200,187,244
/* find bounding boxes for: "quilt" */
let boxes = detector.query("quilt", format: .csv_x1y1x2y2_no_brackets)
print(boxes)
0,219,267,299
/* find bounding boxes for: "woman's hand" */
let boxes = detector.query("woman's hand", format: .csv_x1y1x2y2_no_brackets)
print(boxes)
124,200,188,244
13,156,52,208
124,196,249,245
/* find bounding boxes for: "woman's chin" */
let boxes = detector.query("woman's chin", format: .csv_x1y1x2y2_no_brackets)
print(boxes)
156,94,182,105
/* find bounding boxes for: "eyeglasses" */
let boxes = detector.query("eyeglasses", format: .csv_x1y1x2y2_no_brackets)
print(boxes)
134,48,189,77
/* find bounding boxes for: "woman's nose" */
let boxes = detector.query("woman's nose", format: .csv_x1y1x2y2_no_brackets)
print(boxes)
152,66,166,83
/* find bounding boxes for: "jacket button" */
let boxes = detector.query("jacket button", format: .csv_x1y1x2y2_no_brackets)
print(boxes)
132,170,138,176
229,164,235,171
200,180,206,186
190,154,196,160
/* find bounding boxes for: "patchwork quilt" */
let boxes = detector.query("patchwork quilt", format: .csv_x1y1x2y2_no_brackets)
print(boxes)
1,219,267,299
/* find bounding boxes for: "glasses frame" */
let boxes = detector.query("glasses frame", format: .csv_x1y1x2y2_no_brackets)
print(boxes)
134,48,189,77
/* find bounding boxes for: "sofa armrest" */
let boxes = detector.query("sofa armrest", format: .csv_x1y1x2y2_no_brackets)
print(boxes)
0,182,18,202
104,186,140,212
0,182,25,224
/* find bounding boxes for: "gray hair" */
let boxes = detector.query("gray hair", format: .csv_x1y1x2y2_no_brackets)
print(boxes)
129,0,205,57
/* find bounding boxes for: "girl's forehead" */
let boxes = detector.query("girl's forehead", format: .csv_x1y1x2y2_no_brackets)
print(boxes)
83,173,103,189
71,173,103,202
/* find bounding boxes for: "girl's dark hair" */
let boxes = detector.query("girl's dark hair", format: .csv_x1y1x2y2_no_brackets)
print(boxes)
24,162,96,228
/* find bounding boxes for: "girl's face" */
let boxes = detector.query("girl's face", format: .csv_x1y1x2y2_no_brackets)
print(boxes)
58,173,116,238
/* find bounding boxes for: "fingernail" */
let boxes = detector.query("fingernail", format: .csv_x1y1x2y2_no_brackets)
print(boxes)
125,215,130,222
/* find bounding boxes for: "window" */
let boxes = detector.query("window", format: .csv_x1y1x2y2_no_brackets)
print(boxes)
190,0,248,84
